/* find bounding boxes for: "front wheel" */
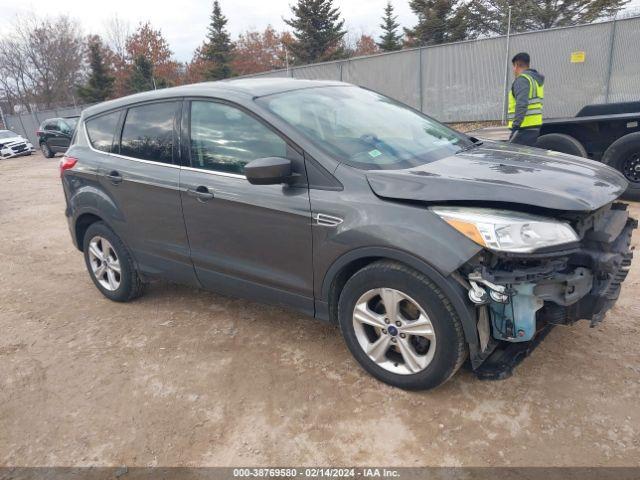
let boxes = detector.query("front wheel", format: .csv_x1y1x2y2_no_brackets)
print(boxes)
337,261,467,390
40,142,54,158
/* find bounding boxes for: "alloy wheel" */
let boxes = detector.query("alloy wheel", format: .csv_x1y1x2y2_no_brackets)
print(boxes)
352,288,437,375
622,153,640,184
88,236,121,291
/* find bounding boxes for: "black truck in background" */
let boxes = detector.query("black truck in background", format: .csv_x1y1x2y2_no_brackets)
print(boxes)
535,101,640,200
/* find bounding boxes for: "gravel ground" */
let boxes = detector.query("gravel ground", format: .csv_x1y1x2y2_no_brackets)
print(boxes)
1,153,639,467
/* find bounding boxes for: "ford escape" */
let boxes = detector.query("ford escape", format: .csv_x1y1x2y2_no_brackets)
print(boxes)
60,79,636,390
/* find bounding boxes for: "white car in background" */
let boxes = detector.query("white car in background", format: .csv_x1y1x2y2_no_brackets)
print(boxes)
0,130,35,159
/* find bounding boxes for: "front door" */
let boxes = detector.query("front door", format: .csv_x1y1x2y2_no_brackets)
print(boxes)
179,99,314,314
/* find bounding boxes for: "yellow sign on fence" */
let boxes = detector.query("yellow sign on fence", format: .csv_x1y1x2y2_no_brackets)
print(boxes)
571,51,586,63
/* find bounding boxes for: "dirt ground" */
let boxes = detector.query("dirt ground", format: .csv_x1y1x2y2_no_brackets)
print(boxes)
1,153,639,468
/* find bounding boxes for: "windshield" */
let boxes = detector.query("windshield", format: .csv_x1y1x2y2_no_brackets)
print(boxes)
258,86,473,170
63,118,78,131
0,130,19,139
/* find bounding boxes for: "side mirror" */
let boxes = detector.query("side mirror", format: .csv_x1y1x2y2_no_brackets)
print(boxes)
245,157,293,185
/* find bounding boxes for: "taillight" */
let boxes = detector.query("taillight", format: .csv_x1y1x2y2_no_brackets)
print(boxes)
36,130,42,137
59,155,77,178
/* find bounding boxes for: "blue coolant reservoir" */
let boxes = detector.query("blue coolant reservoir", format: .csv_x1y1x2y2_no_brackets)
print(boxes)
489,283,544,342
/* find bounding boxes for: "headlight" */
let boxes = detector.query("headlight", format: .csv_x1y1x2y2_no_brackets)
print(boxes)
430,206,579,253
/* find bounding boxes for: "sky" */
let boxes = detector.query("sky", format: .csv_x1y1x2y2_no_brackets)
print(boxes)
1,0,639,62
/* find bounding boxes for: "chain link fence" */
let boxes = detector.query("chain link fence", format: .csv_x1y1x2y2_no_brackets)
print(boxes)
2,15,639,144
245,15,640,123
1,105,86,147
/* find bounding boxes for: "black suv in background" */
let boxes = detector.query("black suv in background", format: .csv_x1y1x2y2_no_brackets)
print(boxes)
37,116,78,157
60,79,636,390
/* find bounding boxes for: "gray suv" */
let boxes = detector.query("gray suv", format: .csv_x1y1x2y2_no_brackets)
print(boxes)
61,79,636,390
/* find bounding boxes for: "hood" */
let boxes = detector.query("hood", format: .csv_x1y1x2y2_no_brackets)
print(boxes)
525,68,544,85
0,136,27,145
366,141,627,212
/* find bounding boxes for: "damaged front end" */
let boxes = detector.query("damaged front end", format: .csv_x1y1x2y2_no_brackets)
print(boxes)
445,202,637,379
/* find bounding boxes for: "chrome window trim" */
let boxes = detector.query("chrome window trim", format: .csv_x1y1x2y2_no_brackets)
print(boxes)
108,152,182,169
181,166,246,179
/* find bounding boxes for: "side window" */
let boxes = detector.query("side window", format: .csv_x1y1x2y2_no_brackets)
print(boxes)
120,102,177,164
190,101,287,174
86,111,120,153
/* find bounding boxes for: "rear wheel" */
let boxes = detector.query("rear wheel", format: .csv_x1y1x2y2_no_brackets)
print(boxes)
536,133,587,158
337,260,466,390
602,132,640,201
83,222,144,302
40,142,54,158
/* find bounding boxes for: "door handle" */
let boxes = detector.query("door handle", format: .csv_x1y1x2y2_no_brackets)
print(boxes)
106,170,123,184
187,185,215,201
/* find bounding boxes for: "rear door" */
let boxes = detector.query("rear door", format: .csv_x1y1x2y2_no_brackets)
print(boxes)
179,99,314,314
45,121,64,151
96,100,197,286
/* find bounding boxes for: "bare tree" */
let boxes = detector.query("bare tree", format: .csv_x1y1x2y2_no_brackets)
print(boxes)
103,14,130,64
0,22,36,112
0,14,84,112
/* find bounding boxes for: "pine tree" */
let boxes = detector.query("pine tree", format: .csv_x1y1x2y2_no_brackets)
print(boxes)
77,36,115,103
377,2,403,51
404,0,470,46
127,55,155,93
284,0,348,64
202,0,234,80
467,0,628,35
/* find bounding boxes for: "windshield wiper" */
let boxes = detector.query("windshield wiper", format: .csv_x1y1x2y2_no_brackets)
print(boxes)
456,140,483,154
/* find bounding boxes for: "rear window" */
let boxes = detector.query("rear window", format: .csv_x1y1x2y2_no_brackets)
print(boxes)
86,111,120,152
119,102,177,164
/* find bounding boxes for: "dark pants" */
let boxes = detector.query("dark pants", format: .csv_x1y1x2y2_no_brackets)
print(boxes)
509,128,540,147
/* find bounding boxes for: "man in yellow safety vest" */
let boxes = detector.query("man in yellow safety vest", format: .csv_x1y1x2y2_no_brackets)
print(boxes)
508,52,545,147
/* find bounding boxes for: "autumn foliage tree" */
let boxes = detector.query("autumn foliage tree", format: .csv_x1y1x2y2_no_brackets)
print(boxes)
231,27,292,76
351,34,379,57
125,22,181,87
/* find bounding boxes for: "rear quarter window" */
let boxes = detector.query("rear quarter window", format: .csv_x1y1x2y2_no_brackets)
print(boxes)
85,111,120,153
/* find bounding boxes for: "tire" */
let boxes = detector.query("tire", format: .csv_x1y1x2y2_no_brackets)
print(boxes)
82,222,144,302
602,132,640,201
337,260,467,390
536,133,587,158
40,142,54,158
